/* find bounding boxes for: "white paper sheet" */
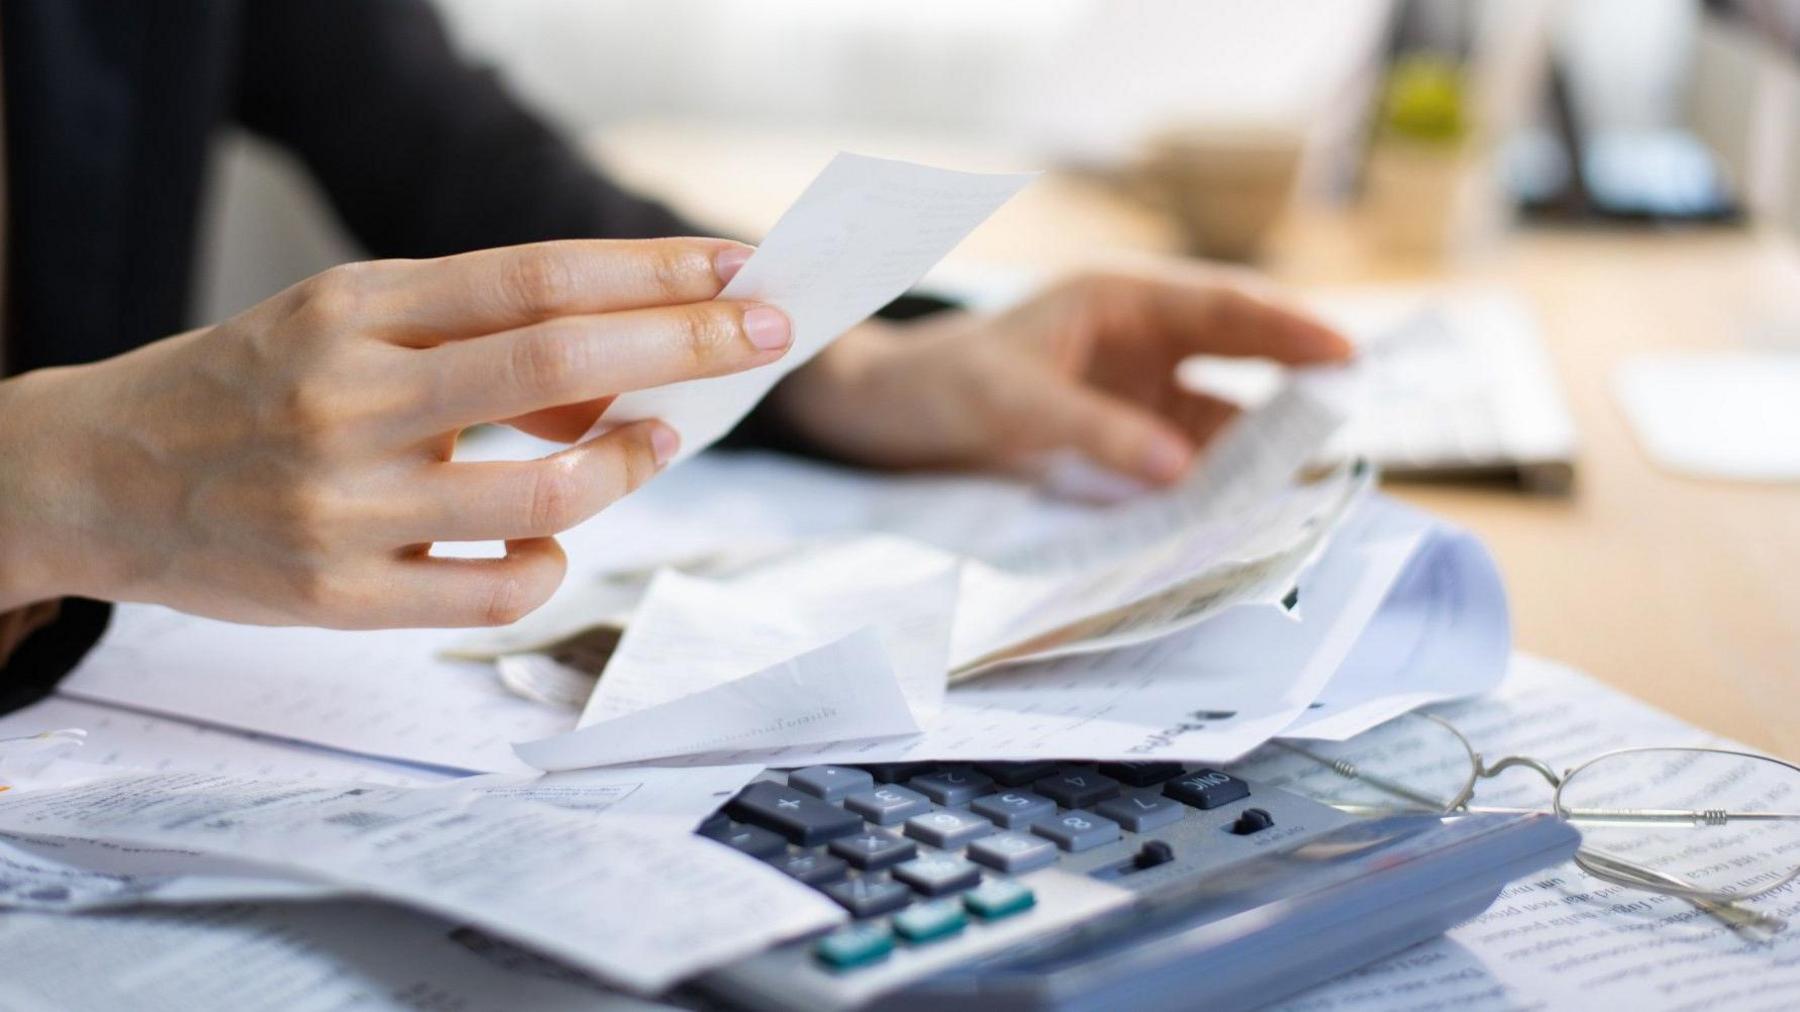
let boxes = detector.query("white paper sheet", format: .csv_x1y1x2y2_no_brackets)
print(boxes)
597,152,1034,463
581,536,960,724
0,695,448,786
0,901,670,1012
0,772,842,994
1276,499,1510,740
0,829,338,912
61,610,570,773
950,457,1369,677
993,368,1357,574
1251,654,1800,1012
1614,351,1800,481
609,494,1499,767
433,763,763,828
516,627,919,770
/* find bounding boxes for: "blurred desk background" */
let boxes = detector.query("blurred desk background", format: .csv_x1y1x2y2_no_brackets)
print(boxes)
593,121,1800,758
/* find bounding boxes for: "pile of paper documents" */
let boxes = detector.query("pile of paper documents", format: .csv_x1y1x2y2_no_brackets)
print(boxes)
0,151,1528,999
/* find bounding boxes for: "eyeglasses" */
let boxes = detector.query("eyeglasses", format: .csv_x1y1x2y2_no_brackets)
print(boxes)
1260,714,1800,940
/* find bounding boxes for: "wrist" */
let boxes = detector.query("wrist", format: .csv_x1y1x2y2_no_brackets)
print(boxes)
0,369,88,608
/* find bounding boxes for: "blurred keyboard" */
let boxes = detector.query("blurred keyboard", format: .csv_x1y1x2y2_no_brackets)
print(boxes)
1320,289,1577,494
686,761,1580,1011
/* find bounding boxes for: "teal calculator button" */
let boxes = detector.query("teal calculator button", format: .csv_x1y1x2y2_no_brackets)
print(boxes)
892,899,968,943
814,922,895,969
963,878,1036,920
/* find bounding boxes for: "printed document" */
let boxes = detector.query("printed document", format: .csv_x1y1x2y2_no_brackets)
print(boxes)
0,771,842,994
0,901,668,1011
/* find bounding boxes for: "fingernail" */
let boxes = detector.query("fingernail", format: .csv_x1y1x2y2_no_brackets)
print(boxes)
1144,434,1193,483
742,305,792,351
650,423,680,467
714,246,753,286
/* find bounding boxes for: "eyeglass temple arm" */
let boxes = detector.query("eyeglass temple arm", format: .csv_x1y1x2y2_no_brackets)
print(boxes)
1576,846,1789,939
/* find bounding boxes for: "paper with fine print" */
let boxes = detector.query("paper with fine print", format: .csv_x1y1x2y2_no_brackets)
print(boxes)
0,771,843,995
594,152,1035,465
1249,654,1800,1012
0,900,673,1011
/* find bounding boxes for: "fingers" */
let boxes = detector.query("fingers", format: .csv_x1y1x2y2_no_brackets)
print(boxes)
1036,383,1198,486
379,537,570,628
363,237,756,346
418,300,791,433
1165,389,1243,449
392,421,676,544
1166,279,1353,361
1075,271,1350,364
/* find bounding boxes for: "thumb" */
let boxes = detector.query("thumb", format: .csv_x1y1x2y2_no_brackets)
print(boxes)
1036,383,1195,485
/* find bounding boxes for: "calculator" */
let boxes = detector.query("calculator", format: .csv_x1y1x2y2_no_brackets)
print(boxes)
684,761,1579,1011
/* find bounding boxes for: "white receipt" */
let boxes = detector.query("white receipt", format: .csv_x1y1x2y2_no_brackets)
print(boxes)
0,695,448,786
1276,498,1510,740
597,494,1500,768
515,626,919,771
1248,654,1800,1012
0,772,842,994
0,901,667,1011
582,537,959,724
599,152,1034,463
60,610,570,773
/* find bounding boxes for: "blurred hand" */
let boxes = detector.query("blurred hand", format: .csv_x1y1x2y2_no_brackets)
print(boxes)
769,264,1351,483
0,238,789,627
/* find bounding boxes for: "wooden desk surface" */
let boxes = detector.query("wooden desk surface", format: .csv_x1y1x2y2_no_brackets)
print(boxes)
592,122,1800,757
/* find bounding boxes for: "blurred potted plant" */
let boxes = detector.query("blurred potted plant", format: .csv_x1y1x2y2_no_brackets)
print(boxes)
1364,53,1481,258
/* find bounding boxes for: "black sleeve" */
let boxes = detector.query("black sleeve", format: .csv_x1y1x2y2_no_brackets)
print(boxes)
231,0,695,256
229,0,952,457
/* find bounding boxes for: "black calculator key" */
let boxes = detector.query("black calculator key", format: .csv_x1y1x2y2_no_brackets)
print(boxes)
1033,770,1122,809
969,790,1057,829
788,765,875,802
823,875,914,919
771,850,849,886
829,829,917,870
701,820,788,859
1031,809,1121,852
974,761,1060,787
892,855,982,897
903,808,993,849
860,763,934,783
1163,769,1251,810
908,768,995,806
1096,761,1186,787
843,784,932,826
728,782,863,845
1097,791,1186,832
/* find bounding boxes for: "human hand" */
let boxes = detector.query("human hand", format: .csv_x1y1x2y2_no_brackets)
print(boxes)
768,264,1351,484
0,238,789,626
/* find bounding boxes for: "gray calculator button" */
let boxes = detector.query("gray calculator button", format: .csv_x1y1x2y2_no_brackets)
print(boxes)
903,808,994,848
967,832,1059,873
770,850,849,886
788,765,875,802
1034,770,1122,809
969,790,1057,829
892,854,982,896
1031,809,1121,852
908,768,996,806
823,875,913,919
843,784,932,826
828,828,917,870
1097,791,1186,832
